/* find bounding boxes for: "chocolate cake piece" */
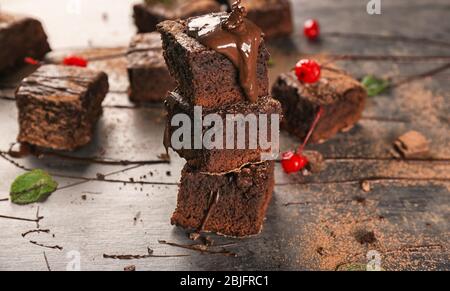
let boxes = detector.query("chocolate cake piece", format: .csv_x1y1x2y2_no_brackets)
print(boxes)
157,13,270,110
16,65,109,151
0,13,51,74
164,91,281,173
127,33,176,102
272,67,367,143
133,0,223,33
228,0,293,38
171,161,275,237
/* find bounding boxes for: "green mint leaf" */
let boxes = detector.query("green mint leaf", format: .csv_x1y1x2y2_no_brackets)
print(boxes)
362,75,390,97
10,169,58,205
336,263,367,271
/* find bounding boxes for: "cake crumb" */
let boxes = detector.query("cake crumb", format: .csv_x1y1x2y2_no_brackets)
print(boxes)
393,130,430,159
124,265,136,271
361,180,371,192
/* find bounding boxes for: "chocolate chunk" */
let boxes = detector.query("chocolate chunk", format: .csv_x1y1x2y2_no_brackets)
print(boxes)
394,130,430,159
171,161,275,237
0,13,51,74
133,0,223,33
272,67,367,143
164,91,281,173
157,13,270,110
16,65,109,151
127,33,176,102
227,0,293,39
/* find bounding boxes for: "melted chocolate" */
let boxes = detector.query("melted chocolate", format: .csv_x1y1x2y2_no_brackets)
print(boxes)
187,0,262,103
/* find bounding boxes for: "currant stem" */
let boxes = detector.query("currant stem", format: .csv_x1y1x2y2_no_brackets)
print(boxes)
297,106,324,154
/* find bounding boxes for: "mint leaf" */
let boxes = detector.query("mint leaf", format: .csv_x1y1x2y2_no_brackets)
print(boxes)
336,263,367,271
362,75,390,97
10,170,58,205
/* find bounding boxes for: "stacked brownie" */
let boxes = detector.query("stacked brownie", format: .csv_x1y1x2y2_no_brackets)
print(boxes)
0,12,51,74
227,0,293,38
158,10,281,237
16,65,109,151
126,32,176,102
133,0,224,33
272,66,367,143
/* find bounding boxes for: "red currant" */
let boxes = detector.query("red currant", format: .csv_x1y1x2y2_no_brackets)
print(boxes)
63,56,88,67
281,151,309,174
24,57,39,66
295,59,321,84
304,19,320,40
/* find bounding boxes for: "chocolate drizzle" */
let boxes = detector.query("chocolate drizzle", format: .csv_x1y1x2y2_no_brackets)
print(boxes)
187,0,262,102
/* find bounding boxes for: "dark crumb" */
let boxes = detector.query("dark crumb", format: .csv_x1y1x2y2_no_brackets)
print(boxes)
354,230,377,245
129,178,134,182
316,247,325,256
166,171,171,176
425,222,432,227
149,172,154,176
102,13,109,22
353,196,366,204
81,195,87,201
124,265,136,271
96,173,105,180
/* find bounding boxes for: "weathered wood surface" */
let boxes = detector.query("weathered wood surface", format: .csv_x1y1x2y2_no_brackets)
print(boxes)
0,0,449,271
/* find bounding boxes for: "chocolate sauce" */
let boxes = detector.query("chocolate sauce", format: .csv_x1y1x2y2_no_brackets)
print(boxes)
187,0,262,103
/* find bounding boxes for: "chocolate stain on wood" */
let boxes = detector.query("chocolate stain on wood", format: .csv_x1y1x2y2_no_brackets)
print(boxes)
22,229,51,237
158,240,237,257
0,214,43,223
29,240,63,251
103,247,189,260
43,252,52,271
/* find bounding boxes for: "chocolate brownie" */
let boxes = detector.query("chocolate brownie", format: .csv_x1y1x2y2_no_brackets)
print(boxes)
157,13,270,109
272,67,367,143
171,161,275,237
16,65,109,151
227,0,293,38
164,91,281,173
127,33,176,102
133,0,223,33
0,13,51,74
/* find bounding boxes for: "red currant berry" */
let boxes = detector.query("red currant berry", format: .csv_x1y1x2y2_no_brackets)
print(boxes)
304,19,320,40
295,59,321,84
63,56,88,67
24,57,39,66
281,151,309,174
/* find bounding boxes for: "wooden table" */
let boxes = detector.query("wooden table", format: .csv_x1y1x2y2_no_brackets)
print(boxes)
0,0,449,271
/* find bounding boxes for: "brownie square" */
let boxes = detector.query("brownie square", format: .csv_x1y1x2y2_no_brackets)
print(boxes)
0,13,51,74
228,0,293,38
16,65,109,151
171,161,275,237
165,91,282,173
127,33,176,102
157,13,270,110
133,0,223,33
271,67,367,143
